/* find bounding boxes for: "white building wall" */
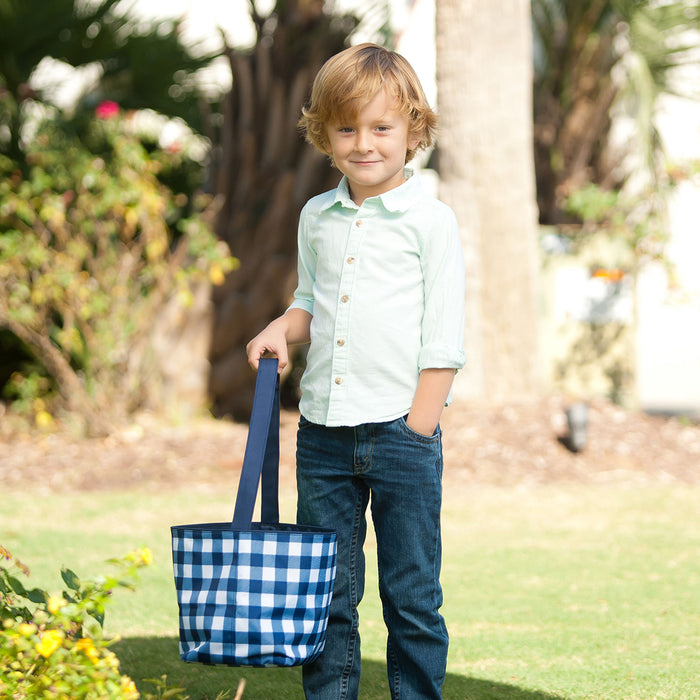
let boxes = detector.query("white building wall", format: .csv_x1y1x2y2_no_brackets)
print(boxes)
637,93,700,415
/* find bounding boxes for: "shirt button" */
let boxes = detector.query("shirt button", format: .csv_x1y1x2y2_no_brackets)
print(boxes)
346,256,355,264
334,376,343,385
340,295,349,303
355,220,364,227
337,338,345,346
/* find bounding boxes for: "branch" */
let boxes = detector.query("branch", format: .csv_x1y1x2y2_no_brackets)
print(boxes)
0,311,112,436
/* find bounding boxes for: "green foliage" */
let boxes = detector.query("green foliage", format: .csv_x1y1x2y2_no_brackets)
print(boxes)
532,0,700,223
0,0,230,434
3,369,53,418
0,544,168,700
548,181,672,405
0,107,237,433
533,0,700,102
0,0,121,162
563,181,671,270
92,23,220,134
0,0,124,83
0,0,221,162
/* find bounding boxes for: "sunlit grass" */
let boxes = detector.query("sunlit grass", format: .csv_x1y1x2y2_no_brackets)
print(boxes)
2,483,699,699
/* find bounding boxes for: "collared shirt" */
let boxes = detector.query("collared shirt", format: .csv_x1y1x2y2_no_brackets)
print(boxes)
288,171,466,427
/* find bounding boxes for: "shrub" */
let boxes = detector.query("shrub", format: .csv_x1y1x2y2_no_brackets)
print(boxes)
0,544,197,699
0,104,237,435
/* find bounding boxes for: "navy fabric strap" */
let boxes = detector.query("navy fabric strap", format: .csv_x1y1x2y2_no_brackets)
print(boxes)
232,357,280,529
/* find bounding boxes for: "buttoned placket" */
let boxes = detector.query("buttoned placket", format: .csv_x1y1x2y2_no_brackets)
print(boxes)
326,211,368,424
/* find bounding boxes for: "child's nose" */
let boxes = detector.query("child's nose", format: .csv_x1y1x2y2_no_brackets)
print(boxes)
355,131,373,152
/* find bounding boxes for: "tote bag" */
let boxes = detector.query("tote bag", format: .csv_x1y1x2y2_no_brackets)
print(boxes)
171,358,337,667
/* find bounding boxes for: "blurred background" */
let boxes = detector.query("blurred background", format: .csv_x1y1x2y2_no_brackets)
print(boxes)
1,0,699,438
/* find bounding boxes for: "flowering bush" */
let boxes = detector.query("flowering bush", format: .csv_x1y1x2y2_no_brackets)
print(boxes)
0,545,180,699
0,103,238,435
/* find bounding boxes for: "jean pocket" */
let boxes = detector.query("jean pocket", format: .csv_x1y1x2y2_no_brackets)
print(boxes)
397,416,441,444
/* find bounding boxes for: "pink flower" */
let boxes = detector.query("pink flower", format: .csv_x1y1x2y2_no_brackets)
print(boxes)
95,100,120,119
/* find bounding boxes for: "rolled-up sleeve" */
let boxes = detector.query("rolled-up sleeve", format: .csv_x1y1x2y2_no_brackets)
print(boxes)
417,206,466,371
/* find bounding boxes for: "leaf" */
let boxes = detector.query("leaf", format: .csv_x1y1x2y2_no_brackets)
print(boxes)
26,587,48,604
6,574,28,597
82,611,104,639
61,567,81,591
93,609,105,628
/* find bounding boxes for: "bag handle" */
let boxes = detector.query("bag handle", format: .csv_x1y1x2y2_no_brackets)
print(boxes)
231,357,280,529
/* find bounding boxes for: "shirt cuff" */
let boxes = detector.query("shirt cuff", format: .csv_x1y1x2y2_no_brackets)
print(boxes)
287,297,314,315
418,345,466,371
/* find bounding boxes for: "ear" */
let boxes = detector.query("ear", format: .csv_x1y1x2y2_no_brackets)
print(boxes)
407,132,421,152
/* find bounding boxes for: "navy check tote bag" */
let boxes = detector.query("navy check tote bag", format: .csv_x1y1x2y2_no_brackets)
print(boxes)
171,358,337,667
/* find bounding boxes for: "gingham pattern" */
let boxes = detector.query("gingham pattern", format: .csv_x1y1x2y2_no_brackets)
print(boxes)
171,522,337,667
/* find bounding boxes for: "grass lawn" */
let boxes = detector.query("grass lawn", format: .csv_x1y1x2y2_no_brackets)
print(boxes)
2,482,699,699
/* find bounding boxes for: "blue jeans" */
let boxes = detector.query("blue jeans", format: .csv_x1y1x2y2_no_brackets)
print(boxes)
296,416,448,700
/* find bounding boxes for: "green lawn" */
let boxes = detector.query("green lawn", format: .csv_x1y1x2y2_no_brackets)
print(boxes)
2,483,699,699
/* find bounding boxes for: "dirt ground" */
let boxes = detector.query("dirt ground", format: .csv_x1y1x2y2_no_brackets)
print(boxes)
1,395,698,493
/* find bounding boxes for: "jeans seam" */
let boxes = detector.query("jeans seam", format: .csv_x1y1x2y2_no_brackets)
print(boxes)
339,484,366,699
434,443,443,481
387,637,401,699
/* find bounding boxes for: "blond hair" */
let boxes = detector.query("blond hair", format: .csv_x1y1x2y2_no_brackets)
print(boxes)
299,43,437,163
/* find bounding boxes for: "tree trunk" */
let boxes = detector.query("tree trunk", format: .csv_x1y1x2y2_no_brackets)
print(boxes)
436,0,541,401
208,2,354,421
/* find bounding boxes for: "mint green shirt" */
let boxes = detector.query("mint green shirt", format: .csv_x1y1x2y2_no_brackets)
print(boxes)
288,171,466,427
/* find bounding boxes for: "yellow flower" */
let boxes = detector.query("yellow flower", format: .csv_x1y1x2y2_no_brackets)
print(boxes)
36,629,65,658
75,638,100,664
145,236,167,261
208,262,225,286
139,547,153,566
18,623,37,637
121,676,139,699
35,410,55,430
104,648,120,669
121,677,136,691
47,595,67,614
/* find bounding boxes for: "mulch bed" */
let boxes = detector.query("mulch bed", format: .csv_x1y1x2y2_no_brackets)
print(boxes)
1,396,698,493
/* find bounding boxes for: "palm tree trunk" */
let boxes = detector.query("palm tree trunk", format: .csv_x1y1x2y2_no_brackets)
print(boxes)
208,1,354,420
436,0,541,400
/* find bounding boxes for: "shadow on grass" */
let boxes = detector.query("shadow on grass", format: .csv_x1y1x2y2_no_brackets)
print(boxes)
114,637,568,700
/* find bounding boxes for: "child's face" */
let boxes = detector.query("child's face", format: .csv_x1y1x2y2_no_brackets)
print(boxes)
325,88,419,205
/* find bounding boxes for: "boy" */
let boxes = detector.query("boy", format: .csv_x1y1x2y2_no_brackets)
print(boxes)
247,43,465,700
